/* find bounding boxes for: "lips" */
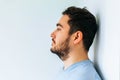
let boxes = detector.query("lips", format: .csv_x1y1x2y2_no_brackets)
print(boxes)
51,38,55,45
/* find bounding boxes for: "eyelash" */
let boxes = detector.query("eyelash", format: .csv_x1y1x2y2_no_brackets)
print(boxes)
56,28,61,31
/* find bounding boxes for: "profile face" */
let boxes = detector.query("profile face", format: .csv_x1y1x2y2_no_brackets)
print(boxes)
50,15,72,60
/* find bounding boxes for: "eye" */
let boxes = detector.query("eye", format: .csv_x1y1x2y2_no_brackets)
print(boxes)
56,27,61,31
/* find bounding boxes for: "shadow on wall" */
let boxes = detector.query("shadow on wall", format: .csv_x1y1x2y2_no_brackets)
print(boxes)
94,13,104,80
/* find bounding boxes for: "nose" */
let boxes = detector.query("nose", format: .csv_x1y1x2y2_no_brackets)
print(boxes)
50,30,55,38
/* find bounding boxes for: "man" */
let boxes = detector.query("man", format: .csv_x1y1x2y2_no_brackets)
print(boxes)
50,6,101,80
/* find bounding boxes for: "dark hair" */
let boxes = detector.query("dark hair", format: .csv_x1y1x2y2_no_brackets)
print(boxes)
62,6,98,51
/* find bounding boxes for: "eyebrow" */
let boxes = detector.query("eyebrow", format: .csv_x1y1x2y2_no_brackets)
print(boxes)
56,23,63,28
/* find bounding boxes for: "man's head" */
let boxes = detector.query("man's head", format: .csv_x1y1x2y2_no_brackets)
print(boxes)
63,6,98,51
50,6,97,60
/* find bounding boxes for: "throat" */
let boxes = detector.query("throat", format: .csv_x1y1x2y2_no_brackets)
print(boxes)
63,52,89,70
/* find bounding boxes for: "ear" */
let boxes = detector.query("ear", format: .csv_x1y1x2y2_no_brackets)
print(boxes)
73,31,83,44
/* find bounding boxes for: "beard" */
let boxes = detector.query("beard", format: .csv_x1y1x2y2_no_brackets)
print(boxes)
50,36,71,61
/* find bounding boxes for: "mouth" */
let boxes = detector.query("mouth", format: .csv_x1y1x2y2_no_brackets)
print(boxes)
51,39,55,45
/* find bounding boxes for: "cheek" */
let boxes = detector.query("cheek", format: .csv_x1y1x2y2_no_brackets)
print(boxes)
56,37,63,44
55,31,69,44
55,37,64,45
57,36,69,45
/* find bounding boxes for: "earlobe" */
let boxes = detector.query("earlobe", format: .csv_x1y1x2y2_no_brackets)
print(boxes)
73,31,83,44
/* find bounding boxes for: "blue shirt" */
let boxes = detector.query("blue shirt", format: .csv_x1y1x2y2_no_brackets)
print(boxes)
55,60,101,80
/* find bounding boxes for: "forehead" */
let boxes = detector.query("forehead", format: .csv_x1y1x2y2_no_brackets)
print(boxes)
58,15,70,28
59,15,70,24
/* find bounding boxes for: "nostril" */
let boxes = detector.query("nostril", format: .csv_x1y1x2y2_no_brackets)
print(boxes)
50,32,54,37
50,31,55,38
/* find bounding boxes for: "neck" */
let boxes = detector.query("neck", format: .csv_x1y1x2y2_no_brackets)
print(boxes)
63,49,89,70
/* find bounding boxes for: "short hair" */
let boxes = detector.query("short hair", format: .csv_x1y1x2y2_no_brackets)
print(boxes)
62,6,98,51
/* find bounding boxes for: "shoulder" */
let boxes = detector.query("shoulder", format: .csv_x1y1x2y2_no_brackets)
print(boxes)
67,60,101,80
69,60,94,73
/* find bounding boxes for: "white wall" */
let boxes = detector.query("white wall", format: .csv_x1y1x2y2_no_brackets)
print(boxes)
94,0,120,80
0,0,119,80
